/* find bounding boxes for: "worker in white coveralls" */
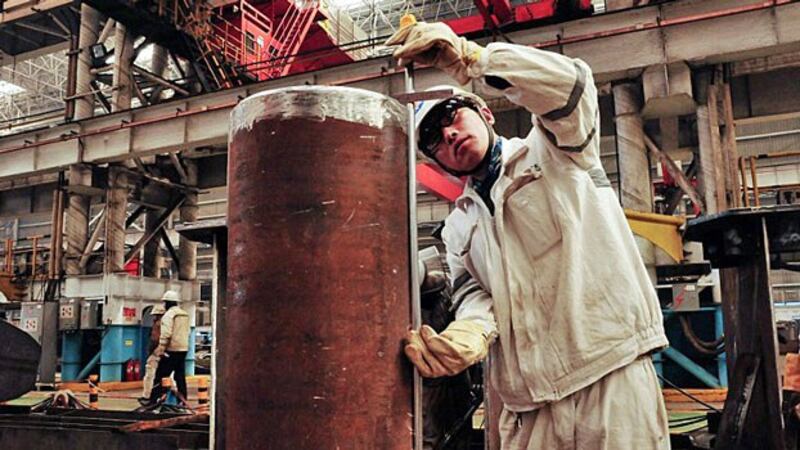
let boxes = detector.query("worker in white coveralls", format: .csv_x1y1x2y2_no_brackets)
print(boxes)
386,21,671,449
148,290,190,403
138,303,166,405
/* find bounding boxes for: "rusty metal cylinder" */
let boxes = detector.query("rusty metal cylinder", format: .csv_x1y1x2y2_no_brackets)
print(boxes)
226,86,412,449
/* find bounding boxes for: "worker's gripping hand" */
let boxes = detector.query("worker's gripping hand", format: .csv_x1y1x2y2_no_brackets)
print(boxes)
384,22,483,85
404,320,490,378
153,345,166,358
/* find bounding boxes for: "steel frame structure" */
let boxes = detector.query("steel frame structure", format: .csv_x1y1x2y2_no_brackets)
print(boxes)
0,53,68,125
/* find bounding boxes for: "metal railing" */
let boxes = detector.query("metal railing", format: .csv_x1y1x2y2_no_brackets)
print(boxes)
739,151,800,207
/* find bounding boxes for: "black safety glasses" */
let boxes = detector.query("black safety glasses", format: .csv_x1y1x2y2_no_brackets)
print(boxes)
418,96,479,157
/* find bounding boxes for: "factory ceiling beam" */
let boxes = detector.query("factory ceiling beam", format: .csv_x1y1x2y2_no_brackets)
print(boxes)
132,65,190,97
732,50,800,76
0,41,69,67
0,0,74,24
1,0,800,182
78,209,105,270
124,196,185,267
158,228,179,273
169,153,188,184
12,21,70,40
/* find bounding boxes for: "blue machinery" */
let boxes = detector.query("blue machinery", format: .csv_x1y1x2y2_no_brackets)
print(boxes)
62,325,197,382
655,306,728,388
58,274,198,382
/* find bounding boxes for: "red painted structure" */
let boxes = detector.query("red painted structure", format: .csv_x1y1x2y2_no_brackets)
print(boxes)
417,163,466,203
211,1,274,80
208,0,594,83
448,0,593,35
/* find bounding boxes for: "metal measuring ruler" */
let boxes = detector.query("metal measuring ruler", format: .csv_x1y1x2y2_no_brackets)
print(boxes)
393,67,454,450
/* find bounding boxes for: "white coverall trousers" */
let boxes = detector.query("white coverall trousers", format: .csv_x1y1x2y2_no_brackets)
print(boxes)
499,356,670,450
141,354,160,398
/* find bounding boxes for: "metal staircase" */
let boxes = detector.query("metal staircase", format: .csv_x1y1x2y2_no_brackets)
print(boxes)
176,0,244,90
264,0,320,79
1,241,27,301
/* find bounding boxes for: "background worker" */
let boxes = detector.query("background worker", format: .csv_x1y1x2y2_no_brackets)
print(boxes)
386,21,670,449
138,303,166,405
149,290,190,402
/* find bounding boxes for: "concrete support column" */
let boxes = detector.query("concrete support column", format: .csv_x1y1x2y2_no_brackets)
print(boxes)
696,105,723,215
75,4,101,120
112,22,135,111
613,82,657,281
104,166,128,273
142,209,163,278
178,161,198,281
614,82,653,211
720,79,742,208
659,117,679,155
696,73,738,373
64,165,92,275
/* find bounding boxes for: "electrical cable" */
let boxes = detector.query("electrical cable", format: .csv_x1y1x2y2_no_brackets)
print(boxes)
669,416,708,425
669,421,708,431
679,315,725,355
668,415,708,431
658,374,722,413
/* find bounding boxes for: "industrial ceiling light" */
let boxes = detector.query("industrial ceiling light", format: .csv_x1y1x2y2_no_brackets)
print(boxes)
90,43,109,67
0,80,25,97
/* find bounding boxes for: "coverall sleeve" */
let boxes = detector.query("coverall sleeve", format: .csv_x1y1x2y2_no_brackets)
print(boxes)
159,309,173,348
441,212,498,341
468,42,600,167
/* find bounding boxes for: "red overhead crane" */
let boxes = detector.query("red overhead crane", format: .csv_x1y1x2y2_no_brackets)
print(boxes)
215,0,594,83
448,0,593,36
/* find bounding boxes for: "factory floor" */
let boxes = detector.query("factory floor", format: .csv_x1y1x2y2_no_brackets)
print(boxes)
663,388,726,449
2,381,722,444
3,376,211,411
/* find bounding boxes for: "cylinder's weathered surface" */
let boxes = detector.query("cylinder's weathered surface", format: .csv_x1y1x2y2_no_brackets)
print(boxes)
225,86,412,449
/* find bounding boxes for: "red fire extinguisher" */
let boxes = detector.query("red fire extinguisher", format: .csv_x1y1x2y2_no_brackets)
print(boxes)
124,359,141,381
124,359,134,381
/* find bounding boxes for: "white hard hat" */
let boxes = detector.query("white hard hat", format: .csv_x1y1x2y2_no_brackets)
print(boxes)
413,85,489,160
161,290,180,302
151,304,166,316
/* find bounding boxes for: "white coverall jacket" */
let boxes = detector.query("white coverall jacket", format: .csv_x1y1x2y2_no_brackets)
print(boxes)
160,306,190,352
442,43,669,413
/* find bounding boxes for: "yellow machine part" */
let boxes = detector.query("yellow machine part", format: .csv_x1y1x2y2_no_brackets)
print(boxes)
624,209,685,263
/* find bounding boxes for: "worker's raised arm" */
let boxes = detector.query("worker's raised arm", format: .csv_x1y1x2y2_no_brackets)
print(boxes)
386,22,598,159
471,43,598,154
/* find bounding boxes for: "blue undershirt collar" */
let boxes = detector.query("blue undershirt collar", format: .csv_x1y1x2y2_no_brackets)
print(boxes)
471,138,504,215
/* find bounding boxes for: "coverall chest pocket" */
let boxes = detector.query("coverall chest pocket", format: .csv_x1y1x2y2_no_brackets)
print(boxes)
503,164,561,259
455,218,493,293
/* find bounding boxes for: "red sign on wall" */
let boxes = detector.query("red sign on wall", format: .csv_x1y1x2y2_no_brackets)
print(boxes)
122,307,136,321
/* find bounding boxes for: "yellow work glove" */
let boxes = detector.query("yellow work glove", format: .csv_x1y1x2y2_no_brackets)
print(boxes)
384,22,483,85
404,320,490,378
